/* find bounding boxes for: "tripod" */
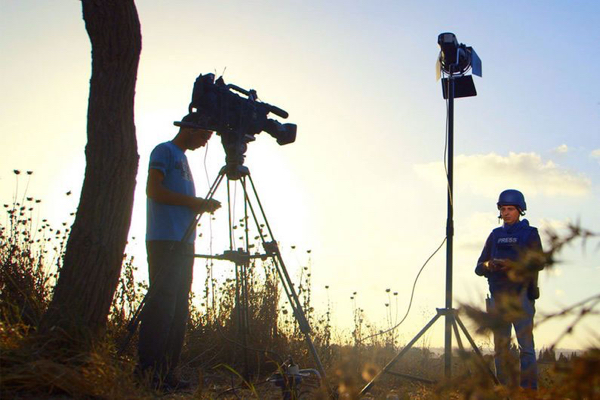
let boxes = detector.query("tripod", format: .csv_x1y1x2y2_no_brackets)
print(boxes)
360,71,497,395
196,165,327,376
120,162,332,396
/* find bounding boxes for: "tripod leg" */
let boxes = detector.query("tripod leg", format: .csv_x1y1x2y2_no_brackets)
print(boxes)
181,170,226,244
235,260,251,379
242,177,311,329
452,319,465,352
240,175,334,398
452,318,476,378
454,314,499,384
360,311,443,396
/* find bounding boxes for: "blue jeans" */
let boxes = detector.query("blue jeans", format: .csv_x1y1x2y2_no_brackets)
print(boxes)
490,289,538,389
138,241,194,377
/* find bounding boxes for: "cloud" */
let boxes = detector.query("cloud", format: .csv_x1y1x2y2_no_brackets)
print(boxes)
591,148,600,163
457,211,498,252
553,144,569,154
414,152,591,198
539,218,570,232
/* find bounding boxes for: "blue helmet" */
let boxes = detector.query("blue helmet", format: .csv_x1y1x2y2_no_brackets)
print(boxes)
497,189,527,213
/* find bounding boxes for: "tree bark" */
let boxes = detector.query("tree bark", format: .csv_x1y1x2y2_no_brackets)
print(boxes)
41,0,142,339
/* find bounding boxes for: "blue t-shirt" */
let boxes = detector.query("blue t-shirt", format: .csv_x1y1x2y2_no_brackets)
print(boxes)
146,141,196,243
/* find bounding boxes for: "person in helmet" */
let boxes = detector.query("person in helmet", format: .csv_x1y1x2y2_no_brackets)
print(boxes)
475,189,545,390
138,113,221,391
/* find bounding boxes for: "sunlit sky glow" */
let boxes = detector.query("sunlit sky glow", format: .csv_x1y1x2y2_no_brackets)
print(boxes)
1,1,599,351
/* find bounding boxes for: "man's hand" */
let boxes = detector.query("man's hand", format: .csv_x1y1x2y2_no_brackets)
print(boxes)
191,197,221,214
485,258,510,272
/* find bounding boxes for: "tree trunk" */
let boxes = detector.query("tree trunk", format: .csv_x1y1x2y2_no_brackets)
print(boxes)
41,0,142,339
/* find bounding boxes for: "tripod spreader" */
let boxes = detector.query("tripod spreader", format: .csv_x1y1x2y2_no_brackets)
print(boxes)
194,240,282,264
195,249,263,264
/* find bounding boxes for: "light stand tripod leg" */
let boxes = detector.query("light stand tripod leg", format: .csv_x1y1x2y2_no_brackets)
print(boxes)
360,311,443,396
452,317,464,352
454,314,499,384
240,175,334,398
452,317,476,378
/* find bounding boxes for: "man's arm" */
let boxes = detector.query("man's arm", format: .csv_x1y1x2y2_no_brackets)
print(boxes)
475,233,493,276
146,168,220,213
527,228,545,271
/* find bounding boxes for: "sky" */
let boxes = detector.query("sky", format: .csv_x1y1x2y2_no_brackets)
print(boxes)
1,0,599,351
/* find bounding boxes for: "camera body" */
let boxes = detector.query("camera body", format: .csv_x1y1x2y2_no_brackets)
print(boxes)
185,74,297,178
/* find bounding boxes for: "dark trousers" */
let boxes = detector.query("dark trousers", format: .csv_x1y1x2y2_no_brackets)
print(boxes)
490,289,538,389
138,241,194,377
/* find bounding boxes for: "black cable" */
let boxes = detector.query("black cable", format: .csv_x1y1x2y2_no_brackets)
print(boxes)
359,237,447,343
444,75,453,207
358,77,454,343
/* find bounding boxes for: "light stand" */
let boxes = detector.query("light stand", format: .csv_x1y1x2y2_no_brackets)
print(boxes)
360,33,495,395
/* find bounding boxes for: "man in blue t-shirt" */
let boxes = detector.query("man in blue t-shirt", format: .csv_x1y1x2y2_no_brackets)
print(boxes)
138,113,221,390
475,189,544,390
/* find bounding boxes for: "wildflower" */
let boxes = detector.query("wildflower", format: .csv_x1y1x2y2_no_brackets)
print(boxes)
26,171,33,175
14,169,20,175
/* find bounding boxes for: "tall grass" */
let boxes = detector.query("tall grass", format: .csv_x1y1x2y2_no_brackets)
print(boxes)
1,172,599,398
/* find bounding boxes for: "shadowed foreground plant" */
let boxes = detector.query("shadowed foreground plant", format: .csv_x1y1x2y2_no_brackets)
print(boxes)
0,331,144,399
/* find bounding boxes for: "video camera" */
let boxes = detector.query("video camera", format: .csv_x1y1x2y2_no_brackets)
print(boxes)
184,73,297,179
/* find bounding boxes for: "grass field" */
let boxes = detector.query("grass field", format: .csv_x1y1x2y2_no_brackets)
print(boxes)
1,188,599,399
